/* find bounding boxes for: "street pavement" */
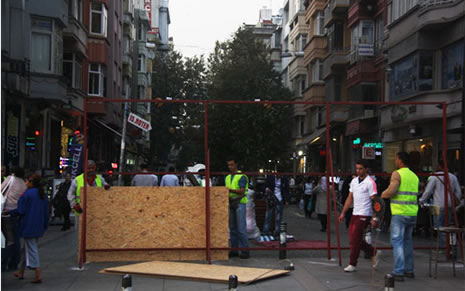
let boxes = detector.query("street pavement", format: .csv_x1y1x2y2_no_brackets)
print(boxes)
2,205,464,290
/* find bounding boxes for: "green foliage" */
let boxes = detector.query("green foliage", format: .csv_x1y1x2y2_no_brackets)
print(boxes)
206,26,293,171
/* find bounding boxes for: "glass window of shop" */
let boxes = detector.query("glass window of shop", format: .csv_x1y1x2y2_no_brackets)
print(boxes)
383,138,433,174
441,41,464,89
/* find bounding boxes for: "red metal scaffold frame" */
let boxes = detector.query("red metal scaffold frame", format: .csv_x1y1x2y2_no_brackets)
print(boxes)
78,98,463,268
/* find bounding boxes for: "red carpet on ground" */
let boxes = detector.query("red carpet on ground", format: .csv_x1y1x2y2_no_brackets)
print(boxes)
256,240,328,249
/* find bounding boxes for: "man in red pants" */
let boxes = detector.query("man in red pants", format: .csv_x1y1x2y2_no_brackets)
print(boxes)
339,160,381,272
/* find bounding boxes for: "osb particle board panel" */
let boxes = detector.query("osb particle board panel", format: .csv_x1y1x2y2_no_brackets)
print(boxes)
102,261,289,284
82,187,229,262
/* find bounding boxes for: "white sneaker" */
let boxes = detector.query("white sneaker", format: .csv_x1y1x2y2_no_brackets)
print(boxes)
372,250,382,269
344,265,356,272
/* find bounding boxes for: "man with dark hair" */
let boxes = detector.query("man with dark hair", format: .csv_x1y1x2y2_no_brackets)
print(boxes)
131,164,158,186
382,152,419,281
263,169,290,238
225,159,249,259
339,160,380,272
419,160,462,246
160,167,179,187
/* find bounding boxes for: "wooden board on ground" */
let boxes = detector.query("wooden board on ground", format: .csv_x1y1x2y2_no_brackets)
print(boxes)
101,261,289,284
81,186,229,262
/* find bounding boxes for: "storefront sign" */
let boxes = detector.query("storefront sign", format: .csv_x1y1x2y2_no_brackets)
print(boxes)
5,106,21,166
363,142,383,149
362,147,376,159
128,112,152,132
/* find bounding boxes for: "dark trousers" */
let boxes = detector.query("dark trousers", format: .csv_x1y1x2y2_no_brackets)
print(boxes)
1,216,20,271
348,215,374,266
318,214,327,230
303,195,312,217
62,209,71,230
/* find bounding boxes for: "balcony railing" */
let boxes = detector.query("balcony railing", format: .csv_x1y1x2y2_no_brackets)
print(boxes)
1,54,30,95
419,0,455,8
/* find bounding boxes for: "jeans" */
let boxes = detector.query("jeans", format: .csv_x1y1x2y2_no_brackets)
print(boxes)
263,200,284,236
434,208,454,247
229,203,248,253
390,215,417,275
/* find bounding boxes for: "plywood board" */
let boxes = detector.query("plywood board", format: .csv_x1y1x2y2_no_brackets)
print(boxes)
102,261,289,284
82,187,229,262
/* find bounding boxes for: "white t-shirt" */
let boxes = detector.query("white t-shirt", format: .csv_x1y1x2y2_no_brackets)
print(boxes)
349,175,377,216
274,178,282,201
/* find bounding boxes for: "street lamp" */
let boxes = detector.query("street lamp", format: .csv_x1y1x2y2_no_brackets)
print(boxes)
298,150,303,156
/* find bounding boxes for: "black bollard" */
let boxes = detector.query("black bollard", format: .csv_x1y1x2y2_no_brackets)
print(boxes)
122,274,132,291
279,222,287,260
384,274,394,291
228,275,238,291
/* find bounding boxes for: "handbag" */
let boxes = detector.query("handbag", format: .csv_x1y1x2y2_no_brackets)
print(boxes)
1,176,14,211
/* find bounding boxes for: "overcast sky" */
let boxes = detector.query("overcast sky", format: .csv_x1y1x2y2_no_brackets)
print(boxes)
169,0,284,59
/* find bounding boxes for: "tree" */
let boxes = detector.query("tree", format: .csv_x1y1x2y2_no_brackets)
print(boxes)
206,26,293,171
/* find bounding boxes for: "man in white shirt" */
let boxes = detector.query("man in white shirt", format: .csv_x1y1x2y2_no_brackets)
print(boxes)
419,160,462,246
131,164,158,186
160,167,179,187
339,160,381,272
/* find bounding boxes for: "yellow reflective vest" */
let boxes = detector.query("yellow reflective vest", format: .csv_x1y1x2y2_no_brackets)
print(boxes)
75,173,103,205
225,171,248,204
390,167,419,216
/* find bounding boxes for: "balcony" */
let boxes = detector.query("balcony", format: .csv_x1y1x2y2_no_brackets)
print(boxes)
304,36,327,66
29,73,67,102
289,56,306,81
329,105,349,123
418,0,464,30
303,83,325,111
324,0,350,27
63,18,88,55
323,49,350,79
1,55,30,96
305,0,327,24
289,13,309,42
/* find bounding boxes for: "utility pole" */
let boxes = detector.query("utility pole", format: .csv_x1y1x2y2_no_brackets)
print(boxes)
118,98,129,186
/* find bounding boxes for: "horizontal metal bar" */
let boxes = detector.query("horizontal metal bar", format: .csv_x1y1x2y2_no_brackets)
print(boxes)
86,98,446,106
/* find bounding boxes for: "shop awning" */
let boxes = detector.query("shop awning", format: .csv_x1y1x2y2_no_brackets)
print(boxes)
301,127,326,145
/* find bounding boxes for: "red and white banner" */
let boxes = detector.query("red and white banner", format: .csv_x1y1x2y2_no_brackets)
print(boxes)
128,112,152,132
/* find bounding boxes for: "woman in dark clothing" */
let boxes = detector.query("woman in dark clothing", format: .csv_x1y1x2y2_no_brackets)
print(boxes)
4,174,48,283
53,173,72,231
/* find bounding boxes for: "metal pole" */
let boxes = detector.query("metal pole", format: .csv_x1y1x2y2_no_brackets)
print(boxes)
204,102,211,263
80,98,89,268
325,104,331,260
118,97,129,186
328,149,342,266
461,30,465,188
442,103,450,256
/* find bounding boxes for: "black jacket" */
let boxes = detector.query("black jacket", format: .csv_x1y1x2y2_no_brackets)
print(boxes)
265,175,290,203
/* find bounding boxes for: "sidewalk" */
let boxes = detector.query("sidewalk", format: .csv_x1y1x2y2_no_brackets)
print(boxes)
2,205,464,290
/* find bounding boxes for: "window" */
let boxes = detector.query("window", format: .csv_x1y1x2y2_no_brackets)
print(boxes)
31,18,53,73
296,35,306,52
90,2,107,36
375,17,384,53
389,51,433,99
389,0,418,24
138,22,145,41
359,21,374,45
328,21,344,52
351,21,374,57
442,41,464,89
89,64,104,96
300,75,307,95
314,11,325,36
63,53,82,89
312,59,323,83
138,54,145,72
69,0,83,22
137,85,145,99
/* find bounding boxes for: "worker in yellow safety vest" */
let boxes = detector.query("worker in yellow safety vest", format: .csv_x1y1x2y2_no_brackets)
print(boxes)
382,152,419,282
67,160,110,221
225,158,249,259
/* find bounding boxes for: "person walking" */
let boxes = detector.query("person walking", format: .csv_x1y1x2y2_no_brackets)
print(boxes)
419,160,462,246
53,173,72,231
302,178,313,218
382,152,419,282
160,167,179,186
5,174,48,283
263,171,290,238
131,164,158,186
1,166,27,271
225,158,249,259
339,160,381,272
313,177,328,232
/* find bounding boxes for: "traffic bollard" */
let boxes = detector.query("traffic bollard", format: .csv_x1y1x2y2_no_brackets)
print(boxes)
122,274,132,291
384,274,394,291
228,275,238,291
279,222,287,260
